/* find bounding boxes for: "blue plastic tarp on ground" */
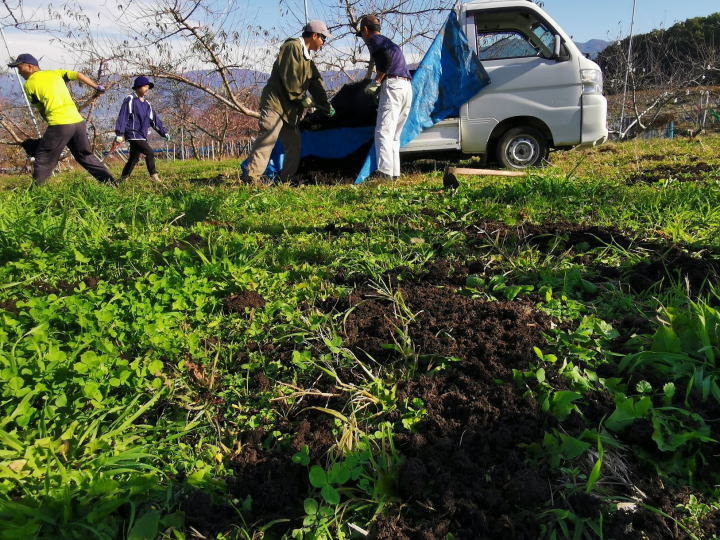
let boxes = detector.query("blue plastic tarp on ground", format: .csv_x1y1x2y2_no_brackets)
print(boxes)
240,126,376,180
242,9,489,183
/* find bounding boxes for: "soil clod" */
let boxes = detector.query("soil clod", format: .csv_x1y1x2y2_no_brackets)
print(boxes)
224,290,266,314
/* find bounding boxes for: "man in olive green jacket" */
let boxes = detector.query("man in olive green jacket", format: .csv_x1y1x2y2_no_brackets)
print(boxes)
244,20,335,184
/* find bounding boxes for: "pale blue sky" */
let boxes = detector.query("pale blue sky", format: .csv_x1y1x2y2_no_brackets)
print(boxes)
540,0,719,42
248,0,720,42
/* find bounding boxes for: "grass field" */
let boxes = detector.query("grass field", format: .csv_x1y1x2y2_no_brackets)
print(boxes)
1,135,720,539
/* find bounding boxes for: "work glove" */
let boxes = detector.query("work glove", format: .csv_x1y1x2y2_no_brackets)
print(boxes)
164,133,171,142
115,135,124,143
365,82,381,99
326,106,336,118
301,95,314,109
95,85,106,94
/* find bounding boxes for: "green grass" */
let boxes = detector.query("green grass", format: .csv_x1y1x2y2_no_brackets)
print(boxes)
1,135,720,539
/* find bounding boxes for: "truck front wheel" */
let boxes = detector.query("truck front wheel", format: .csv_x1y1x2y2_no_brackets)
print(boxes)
496,127,549,169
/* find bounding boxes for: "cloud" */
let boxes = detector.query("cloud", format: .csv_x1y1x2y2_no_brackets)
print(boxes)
1,29,77,69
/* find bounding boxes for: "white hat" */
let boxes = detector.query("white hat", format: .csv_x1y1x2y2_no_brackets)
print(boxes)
303,20,333,39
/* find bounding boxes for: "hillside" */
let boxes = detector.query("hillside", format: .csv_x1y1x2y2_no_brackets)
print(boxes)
598,12,720,89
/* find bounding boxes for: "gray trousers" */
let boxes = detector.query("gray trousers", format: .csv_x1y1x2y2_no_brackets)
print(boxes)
245,108,301,182
33,121,115,186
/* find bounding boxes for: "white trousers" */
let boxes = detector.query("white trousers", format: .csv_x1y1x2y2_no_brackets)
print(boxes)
375,77,413,177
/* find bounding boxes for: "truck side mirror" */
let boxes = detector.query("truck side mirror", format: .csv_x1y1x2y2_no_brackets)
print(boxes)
553,34,570,62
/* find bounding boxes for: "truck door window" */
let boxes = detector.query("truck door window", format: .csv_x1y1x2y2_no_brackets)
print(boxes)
532,22,567,59
532,23,555,52
476,30,539,60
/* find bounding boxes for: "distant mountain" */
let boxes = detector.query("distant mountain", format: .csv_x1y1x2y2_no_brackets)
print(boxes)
0,73,23,99
574,39,611,59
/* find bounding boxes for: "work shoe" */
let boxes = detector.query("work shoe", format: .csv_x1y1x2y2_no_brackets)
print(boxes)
252,175,275,187
364,171,392,184
118,175,129,184
150,173,162,183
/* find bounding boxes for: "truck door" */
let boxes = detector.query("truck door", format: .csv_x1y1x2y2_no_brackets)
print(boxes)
462,7,582,154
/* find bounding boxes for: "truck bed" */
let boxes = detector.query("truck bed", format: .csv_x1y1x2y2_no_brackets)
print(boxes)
401,118,460,154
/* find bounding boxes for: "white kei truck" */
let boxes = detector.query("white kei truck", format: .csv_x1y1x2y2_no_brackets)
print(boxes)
401,0,608,168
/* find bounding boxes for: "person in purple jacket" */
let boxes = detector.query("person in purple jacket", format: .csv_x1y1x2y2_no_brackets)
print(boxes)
357,14,413,182
114,76,170,183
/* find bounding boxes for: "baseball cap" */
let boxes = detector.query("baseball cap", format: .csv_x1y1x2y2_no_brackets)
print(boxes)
303,20,332,39
132,75,155,89
8,53,39,68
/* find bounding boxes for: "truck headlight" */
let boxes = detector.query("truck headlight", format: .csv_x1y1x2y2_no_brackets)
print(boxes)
581,69,603,95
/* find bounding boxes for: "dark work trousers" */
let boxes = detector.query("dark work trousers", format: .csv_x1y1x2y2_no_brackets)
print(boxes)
33,121,115,186
121,139,157,178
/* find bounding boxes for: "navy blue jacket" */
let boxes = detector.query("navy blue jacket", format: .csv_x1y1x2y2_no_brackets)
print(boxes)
115,94,167,140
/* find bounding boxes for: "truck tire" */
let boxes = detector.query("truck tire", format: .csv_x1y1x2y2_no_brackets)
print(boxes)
496,127,549,169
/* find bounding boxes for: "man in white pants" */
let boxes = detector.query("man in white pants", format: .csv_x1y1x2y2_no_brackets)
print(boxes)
358,15,413,182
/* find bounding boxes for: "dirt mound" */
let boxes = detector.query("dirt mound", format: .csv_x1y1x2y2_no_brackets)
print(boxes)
332,285,549,364
320,285,557,536
626,162,718,184
390,373,555,538
596,247,720,293
228,445,307,522
182,434,308,537
291,417,338,460
465,221,636,251
0,299,18,314
224,291,266,314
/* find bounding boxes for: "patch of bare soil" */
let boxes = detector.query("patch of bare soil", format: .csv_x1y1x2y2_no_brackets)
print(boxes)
0,299,18,313
223,290,266,314
596,247,720,293
464,221,636,251
446,219,720,294
320,284,719,538
626,162,718,184
182,429,309,537
321,285,557,537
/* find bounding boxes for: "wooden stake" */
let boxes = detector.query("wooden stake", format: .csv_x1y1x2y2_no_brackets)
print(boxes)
447,166,526,177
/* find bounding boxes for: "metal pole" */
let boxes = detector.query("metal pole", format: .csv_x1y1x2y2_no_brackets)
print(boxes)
619,0,637,135
701,90,710,131
303,0,309,24
0,25,41,137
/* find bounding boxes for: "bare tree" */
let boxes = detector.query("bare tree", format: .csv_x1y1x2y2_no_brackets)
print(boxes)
56,0,455,116
2,0,459,161
115,0,276,119
600,18,720,139
303,0,455,80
